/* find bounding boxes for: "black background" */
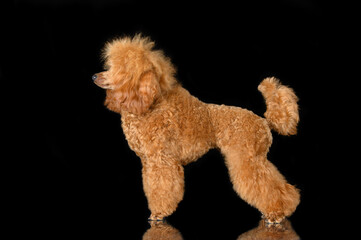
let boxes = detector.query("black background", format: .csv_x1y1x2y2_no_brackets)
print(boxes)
3,0,360,238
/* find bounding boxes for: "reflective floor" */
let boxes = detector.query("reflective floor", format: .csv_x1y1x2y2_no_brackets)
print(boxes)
143,220,299,240
18,206,360,239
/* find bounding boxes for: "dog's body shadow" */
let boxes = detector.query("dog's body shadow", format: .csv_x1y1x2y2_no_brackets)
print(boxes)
142,220,300,240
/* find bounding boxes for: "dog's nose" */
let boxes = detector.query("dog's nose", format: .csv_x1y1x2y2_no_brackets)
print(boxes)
92,74,98,81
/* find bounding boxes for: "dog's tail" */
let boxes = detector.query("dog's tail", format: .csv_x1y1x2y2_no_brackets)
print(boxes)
258,77,299,135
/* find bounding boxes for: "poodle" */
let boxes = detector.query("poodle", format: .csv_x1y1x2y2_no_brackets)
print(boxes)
93,34,300,223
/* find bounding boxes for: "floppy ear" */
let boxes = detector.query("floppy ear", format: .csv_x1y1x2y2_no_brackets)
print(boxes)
105,71,160,115
124,70,160,114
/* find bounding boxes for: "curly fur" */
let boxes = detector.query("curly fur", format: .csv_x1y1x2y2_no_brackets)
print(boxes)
93,34,300,223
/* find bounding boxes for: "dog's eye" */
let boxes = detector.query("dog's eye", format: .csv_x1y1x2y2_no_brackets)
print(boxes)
104,63,110,70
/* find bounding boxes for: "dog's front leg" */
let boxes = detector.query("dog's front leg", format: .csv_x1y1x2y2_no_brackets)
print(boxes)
142,161,184,221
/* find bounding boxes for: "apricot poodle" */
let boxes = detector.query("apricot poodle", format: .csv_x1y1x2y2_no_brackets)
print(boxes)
93,34,300,223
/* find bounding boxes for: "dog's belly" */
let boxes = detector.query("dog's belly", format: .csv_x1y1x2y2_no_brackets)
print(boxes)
177,135,215,165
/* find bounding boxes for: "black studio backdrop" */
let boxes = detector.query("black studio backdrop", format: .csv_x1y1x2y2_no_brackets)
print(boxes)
3,0,360,238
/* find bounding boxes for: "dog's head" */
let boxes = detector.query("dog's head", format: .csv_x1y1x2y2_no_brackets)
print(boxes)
93,34,177,115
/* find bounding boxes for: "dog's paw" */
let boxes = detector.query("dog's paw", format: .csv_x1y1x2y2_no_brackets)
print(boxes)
148,214,165,222
262,212,285,225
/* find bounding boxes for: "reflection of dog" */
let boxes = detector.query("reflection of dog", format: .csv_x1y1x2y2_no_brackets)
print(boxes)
93,34,300,223
142,220,300,240
143,221,183,240
237,220,300,240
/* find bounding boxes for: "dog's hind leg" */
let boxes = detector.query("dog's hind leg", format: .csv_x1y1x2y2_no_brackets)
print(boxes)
221,145,300,223
209,105,300,223
142,161,184,221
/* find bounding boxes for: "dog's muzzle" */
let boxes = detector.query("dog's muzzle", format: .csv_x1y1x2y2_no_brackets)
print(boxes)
92,72,114,89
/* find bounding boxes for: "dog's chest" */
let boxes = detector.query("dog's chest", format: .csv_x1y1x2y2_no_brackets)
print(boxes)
121,115,144,156
120,101,215,165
